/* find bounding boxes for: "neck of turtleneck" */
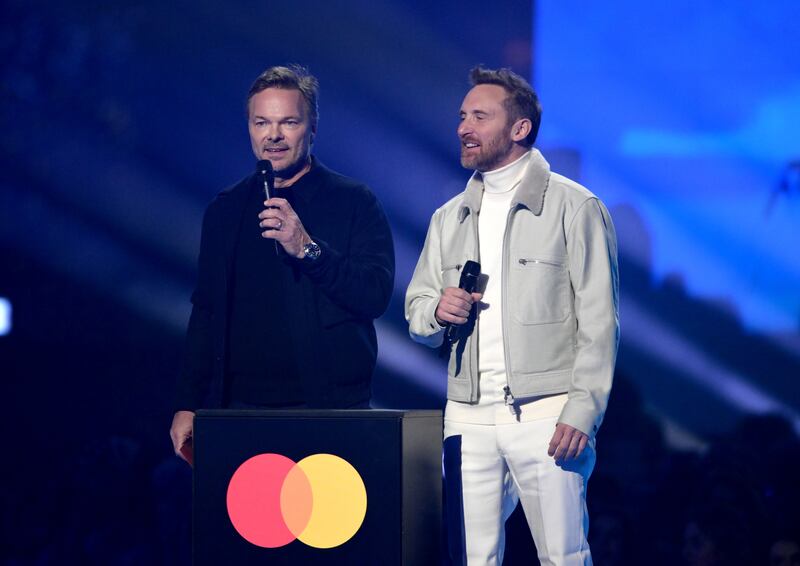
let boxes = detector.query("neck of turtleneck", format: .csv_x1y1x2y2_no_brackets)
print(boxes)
481,150,531,194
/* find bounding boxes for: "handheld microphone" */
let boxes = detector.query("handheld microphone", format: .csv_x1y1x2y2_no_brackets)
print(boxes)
256,159,279,255
440,260,481,355
257,159,275,201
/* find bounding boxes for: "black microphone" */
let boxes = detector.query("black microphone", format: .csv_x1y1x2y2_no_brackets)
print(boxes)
257,159,275,201
440,260,481,356
257,159,279,255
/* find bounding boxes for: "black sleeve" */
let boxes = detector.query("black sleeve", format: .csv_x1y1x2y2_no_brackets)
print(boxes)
174,204,216,411
296,186,395,321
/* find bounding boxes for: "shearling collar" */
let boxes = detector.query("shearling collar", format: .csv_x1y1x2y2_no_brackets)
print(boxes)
458,148,551,222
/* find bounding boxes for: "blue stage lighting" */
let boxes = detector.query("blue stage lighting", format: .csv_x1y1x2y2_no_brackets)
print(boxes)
0,298,10,336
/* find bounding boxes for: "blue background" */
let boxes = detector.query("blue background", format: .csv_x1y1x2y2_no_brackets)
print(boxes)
1,0,798,564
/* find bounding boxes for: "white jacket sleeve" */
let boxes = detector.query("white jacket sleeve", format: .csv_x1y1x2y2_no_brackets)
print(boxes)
405,210,446,348
558,198,620,436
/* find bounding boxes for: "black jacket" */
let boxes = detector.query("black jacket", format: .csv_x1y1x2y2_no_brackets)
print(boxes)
175,158,395,409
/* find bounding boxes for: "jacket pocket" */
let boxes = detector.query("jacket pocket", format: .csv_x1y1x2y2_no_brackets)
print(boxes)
441,263,464,288
510,256,571,325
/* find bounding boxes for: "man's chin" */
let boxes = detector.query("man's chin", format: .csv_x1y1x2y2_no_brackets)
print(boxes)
266,156,294,175
462,156,495,172
460,155,478,170
272,155,312,183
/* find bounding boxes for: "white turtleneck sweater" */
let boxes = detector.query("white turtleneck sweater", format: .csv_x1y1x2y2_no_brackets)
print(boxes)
445,150,568,425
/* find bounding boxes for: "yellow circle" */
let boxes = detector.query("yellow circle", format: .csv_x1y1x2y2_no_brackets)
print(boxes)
295,453,367,549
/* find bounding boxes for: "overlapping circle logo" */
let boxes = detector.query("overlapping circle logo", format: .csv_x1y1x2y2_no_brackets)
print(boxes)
226,453,367,549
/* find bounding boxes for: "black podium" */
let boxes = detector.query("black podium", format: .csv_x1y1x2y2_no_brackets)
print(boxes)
193,409,443,565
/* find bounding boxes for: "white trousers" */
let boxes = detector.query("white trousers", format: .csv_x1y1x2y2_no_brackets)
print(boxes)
443,417,595,566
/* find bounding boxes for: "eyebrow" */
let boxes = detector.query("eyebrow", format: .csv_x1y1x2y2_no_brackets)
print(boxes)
251,114,302,121
253,114,300,120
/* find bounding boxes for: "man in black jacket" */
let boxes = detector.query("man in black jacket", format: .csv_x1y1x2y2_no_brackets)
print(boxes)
169,65,395,464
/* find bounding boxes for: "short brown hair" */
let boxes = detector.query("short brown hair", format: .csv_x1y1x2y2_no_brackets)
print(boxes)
470,66,541,146
247,65,320,127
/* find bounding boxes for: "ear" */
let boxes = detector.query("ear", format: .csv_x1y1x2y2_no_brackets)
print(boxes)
511,118,532,143
310,122,317,145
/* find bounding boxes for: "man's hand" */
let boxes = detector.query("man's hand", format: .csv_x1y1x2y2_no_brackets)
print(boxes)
170,410,195,466
548,422,589,463
258,198,312,258
435,287,483,326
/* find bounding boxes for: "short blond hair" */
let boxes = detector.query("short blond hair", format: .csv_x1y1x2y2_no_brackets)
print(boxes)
247,64,319,127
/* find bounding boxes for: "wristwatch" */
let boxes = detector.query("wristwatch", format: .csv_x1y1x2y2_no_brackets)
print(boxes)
302,240,321,262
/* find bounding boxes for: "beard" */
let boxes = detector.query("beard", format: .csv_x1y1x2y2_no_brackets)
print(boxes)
460,129,515,172
273,153,308,178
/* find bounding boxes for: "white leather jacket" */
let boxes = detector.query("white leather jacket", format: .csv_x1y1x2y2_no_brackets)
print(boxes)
405,149,619,436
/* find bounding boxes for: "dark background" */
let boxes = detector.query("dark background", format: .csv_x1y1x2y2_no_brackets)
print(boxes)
1,1,798,564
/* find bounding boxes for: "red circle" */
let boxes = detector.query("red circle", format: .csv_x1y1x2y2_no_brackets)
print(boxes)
226,453,298,548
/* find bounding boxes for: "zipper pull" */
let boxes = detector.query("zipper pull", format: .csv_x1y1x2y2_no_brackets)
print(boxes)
504,385,519,417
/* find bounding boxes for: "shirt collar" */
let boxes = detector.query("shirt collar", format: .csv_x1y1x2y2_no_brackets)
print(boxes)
282,155,322,204
253,155,322,204
458,148,550,222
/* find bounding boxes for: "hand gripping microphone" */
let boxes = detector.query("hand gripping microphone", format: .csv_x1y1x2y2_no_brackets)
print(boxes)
440,260,481,356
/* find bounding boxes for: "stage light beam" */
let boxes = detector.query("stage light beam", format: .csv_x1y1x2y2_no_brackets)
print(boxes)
0,298,11,336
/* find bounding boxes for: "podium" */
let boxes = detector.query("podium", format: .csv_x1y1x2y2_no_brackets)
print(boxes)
193,409,443,565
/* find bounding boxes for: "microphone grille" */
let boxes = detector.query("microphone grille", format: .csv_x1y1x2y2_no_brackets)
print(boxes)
256,159,273,175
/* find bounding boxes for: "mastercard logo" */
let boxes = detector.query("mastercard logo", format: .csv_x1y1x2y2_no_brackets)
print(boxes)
226,453,367,549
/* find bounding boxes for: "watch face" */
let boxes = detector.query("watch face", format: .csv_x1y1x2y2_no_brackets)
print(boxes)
304,241,321,261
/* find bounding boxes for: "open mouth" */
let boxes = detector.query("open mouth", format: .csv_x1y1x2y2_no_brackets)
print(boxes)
462,140,480,150
264,147,289,155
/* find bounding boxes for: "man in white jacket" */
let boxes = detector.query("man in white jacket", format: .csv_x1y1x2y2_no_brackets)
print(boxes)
405,67,619,566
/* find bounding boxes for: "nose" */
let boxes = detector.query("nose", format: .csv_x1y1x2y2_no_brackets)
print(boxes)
457,119,471,138
266,124,283,141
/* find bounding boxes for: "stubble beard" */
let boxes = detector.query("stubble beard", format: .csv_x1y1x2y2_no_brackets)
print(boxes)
460,130,515,173
271,147,311,183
